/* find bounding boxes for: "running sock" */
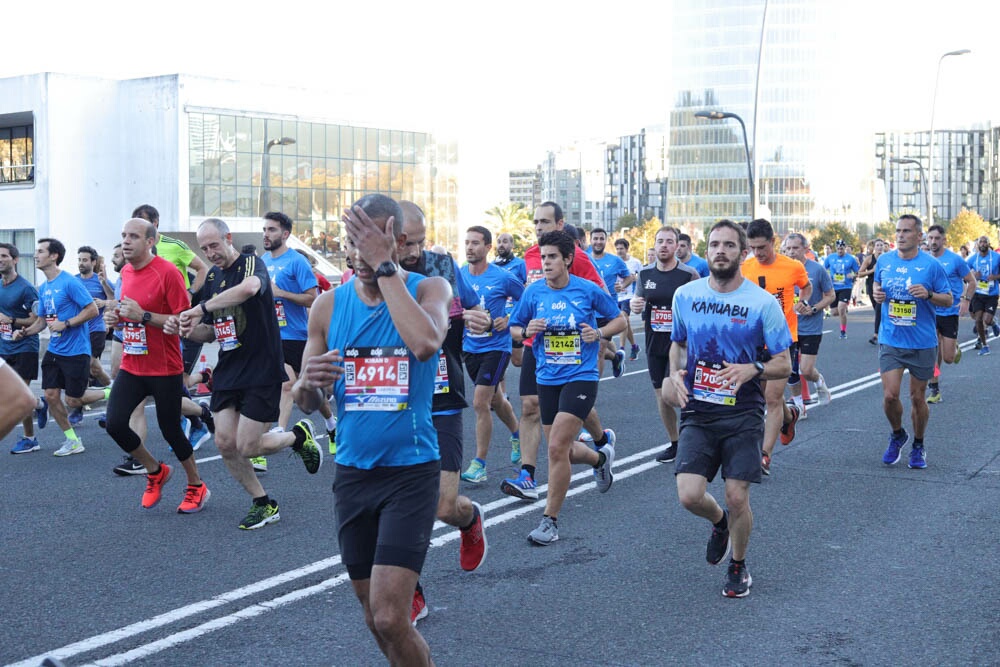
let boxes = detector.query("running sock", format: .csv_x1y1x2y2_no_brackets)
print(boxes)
594,451,607,469
840,325,846,333
544,514,557,524
291,424,307,450
253,494,271,506
189,482,204,488
325,416,337,431
189,415,203,431
103,386,112,400
892,428,906,439
461,504,479,531
933,365,941,378
474,457,485,467
63,428,78,441
731,557,745,566
928,381,939,389
913,438,924,448
201,405,212,421
595,432,609,448
511,429,519,440
522,464,536,478
714,512,728,531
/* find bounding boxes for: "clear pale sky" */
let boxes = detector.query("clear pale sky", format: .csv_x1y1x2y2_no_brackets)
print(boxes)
4,0,999,223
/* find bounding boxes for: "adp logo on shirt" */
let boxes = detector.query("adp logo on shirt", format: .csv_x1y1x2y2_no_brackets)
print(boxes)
550,301,567,311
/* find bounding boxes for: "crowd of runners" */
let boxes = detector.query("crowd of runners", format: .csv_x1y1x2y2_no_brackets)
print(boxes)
2,197,995,666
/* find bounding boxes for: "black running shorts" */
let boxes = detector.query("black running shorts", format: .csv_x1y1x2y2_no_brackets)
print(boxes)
433,411,463,473
210,383,281,423
41,352,90,399
2,351,38,382
537,380,598,425
935,315,958,340
675,409,764,484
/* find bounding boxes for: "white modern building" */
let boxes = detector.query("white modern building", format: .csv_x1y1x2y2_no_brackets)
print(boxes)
0,72,457,279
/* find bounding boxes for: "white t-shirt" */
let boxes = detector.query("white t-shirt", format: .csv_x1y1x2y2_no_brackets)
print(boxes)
619,256,643,300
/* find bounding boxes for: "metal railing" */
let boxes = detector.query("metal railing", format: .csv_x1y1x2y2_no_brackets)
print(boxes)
0,163,34,183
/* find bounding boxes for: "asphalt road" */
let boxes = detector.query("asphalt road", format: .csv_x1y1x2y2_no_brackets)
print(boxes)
2,309,998,667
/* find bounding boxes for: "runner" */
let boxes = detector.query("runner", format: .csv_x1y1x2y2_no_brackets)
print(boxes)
13,238,108,455
740,219,811,475
588,228,631,374
0,357,36,442
494,232,527,369
664,219,793,598
677,233,710,278
74,246,113,393
178,218,322,530
509,230,623,544
103,218,210,513
614,237,644,360
858,239,886,345
783,233,836,415
1,242,48,453
397,201,486,624
630,226,698,463
823,240,860,339
293,194,452,665
967,235,1000,355
925,225,975,403
459,226,524,483
872,214,951,469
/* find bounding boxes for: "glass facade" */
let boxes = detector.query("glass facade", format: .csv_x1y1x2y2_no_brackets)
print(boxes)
0,124,33,184
187,112,457,248
668,0,874,234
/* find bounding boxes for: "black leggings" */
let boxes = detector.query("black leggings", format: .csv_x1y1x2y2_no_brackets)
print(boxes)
866,282,881,334
106,370,193,461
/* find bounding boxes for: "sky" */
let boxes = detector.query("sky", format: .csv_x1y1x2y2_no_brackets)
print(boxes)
4,0,1000,224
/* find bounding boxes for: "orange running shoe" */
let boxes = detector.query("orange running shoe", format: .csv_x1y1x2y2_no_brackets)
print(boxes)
141,463,172,509
177,483,211,514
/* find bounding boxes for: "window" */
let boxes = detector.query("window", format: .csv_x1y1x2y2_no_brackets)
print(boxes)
0,123,33,183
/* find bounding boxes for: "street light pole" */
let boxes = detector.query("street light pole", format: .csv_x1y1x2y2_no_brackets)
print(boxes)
927,48,971,225
695,110,754,220
258,135,296,217
890,158,928,219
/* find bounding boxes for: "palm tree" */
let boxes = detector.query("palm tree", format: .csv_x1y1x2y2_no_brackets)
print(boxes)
485,202,535,253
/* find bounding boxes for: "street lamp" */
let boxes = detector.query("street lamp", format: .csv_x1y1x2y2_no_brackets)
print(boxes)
258,136,296,216
927,48,971,225
890,157,929,219
694,110,754,219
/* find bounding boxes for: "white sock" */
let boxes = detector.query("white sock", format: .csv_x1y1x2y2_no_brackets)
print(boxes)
325,416,337,432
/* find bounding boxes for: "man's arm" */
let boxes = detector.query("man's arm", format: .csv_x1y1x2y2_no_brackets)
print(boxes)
188,255,209,294
201,275,262,313
273,285,317,308
383,274,450,361
293,290,337,413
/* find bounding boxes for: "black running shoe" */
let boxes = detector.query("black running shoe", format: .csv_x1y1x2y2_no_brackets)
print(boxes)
723,561,752,598
706,510,731,565
113,455,146,476
198,400,215,434
655,443,677,463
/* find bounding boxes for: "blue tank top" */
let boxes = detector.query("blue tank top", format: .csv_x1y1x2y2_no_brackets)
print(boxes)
328,272,439,469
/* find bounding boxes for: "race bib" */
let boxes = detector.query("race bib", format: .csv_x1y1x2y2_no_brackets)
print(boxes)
887,299,916,327
122,322,148,355
213,315,241,351
0,320,12,341
977,279,989,295
542,330,581,365
650,307,672,333
274,300,287,327
434,352,449,394
692,359,737,406
45,315,60,338
343,346,410,411
504,296,515,317
527,268,544,285
834,273,846,284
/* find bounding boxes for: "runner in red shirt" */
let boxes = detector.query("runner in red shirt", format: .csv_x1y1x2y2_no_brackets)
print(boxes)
104,218,210,513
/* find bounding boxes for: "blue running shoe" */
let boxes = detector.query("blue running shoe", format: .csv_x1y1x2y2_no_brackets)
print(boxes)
11,437,40,454
992,322,999,338
612,349,626,378
908,446,927,469
500,469,539,500
189,423,211,451
978,345,991,356
35,397,48,430
882,429,908,465
67,406,83,426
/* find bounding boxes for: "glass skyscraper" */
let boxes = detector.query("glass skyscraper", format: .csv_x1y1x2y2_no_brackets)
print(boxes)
668,0,876,234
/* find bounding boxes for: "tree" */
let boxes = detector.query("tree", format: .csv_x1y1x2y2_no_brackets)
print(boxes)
616,213,639,233
945,208,992,252
485,202,534,255
810,223,860,256
622,216,663,259
873,220,896,241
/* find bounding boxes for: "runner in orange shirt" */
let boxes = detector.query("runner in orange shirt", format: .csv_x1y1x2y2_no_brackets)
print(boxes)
741,219,812,476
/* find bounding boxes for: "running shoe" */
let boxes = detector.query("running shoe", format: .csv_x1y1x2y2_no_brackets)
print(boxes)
67,406,84,426
975,339,983,350
629,343,640,362
992,322,1000,338
611,349,626,378
706,510,731,565
510,433,521,464
198,400,215,434
882,429,908,465
779,403,800,445
926,385,942,404
177,483,211,513
816,373,832,406
326,415,338,455
35,397,48,430
908,445,927,469
251,457,268,472
723,561,752,598
201,367,214,392
655,443,677,463
459,502,488,572
10,437,40,454
761,453,771,476
97,412,107,429
954,346,962,364
978,345,991,356
460,459,487,483
578,429,594,443
189,422,211,451
593,443,615,493
53,439,85,457
141,463,172,508
181,416,192,439
113,455,146,476
839,331,847,340
868,335,878,346
239,500,280,530
500,469,539,500
411,584,428,626
292,419,322,474
527,515,559,546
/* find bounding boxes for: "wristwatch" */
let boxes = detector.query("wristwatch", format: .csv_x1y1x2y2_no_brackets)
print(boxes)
141,311,152,323
374,261,398,280
753,361,765,377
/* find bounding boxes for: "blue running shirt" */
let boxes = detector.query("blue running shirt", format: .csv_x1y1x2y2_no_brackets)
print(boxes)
75,274,107,333
933,249,971,317
328,272,439,469
966,252,1000,297
39,271,95,357
588,252,631,294
797,259,833,337
874,250,950,349
262,249,317,341
671,278,792,415
461,263,525,354
823,254,860,289
0,274,39,354
683,254,710,278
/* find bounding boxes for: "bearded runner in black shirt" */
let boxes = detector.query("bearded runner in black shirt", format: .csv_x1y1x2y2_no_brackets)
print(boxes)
632,226,699,464
179,218,322,531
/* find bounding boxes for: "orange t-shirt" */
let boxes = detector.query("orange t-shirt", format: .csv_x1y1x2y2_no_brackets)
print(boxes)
741,254,810,340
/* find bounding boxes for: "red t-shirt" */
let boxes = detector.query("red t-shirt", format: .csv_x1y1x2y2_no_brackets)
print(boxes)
314,270,332,293
119,255,189,376
522,244,607,347
340,268,354,285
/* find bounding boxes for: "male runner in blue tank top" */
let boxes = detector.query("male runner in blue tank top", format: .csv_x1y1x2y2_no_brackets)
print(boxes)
294,194,452,666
